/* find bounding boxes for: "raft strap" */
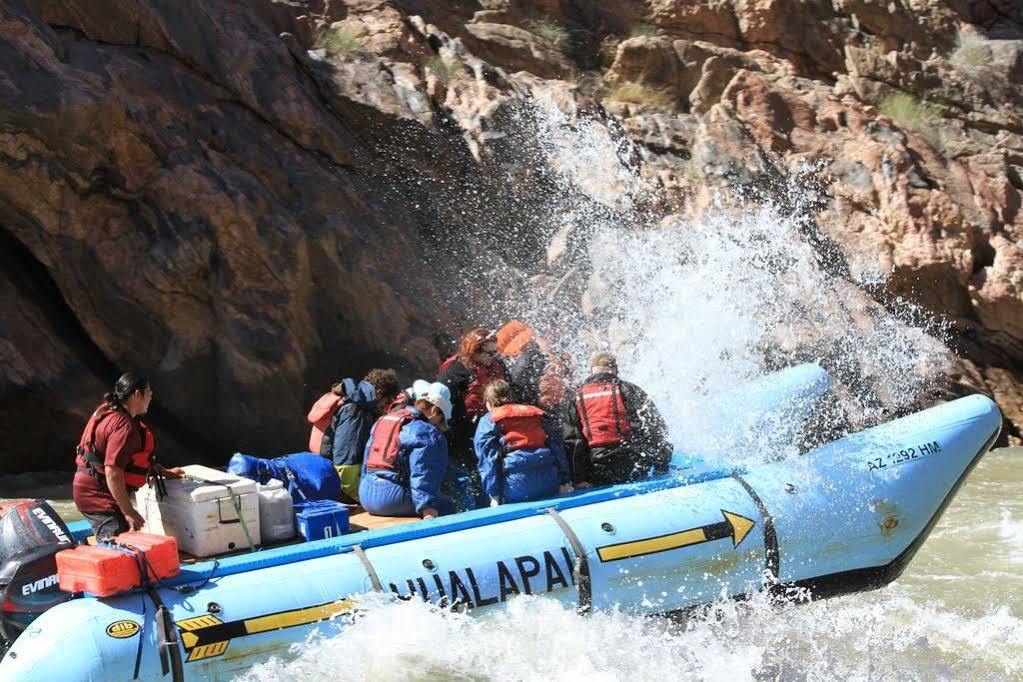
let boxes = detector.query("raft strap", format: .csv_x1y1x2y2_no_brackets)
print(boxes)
731,472,780,583
352,544,383,592
545,508,591,613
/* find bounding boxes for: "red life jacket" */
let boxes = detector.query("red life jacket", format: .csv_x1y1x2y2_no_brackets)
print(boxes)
365,408,421,472
387,392,410,413
75,404,156,490
491,404,548,452
440,356,509,417
575,382,632,448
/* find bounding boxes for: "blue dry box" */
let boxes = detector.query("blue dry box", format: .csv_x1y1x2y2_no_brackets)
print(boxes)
294,500,350,540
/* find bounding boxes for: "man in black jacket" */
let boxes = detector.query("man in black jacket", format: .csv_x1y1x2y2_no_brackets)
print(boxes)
562,352,673,487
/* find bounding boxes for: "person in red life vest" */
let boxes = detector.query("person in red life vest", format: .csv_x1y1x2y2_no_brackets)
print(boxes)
437,328,510,496
496,320,572,413
358,382,456,519
562,352,673,487
474,380,571,505
73,373,184,540
306,378,355,456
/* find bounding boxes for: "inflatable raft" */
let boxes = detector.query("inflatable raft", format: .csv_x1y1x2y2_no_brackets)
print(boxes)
0,391,1001,681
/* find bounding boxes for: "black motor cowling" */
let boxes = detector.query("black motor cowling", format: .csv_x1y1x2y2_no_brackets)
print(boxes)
0,500,75,648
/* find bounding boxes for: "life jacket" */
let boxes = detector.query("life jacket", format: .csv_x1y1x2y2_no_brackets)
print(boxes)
440,356,508,417
575,382,632,448
75,404,155,490
364,408,421,473
307,392,345,454
538,353,570,409
491,404,548,452
387,392,411,413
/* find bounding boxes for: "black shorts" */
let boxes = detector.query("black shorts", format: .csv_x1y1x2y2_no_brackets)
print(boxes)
81,510,129,542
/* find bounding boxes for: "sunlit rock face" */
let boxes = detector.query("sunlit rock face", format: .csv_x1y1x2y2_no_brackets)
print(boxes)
1,0,1021,471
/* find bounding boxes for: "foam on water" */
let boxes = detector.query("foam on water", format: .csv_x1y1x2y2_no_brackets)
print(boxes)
239,100,1020,679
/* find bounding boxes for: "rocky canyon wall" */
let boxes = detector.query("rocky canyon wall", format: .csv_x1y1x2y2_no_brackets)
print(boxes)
0,0,1020,471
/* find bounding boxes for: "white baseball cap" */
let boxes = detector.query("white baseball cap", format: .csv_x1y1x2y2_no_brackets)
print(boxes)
424,382,453,422
410,379,432,400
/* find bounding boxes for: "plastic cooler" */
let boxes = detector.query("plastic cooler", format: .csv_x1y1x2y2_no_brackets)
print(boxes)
294,501,349,541
55,532,179,597
134,464,260,557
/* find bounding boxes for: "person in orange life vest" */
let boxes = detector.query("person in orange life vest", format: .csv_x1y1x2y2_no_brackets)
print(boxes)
496,321,572,413
306,378,356,456
73,373,184,540
358,382,456,519
474,380,571,505
562,352,672,488
437,328,510,467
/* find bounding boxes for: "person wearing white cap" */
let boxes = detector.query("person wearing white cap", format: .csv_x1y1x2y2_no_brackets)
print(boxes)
358,381,456,519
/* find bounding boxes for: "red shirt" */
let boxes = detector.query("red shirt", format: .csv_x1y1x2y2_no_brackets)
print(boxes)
72,410,145,514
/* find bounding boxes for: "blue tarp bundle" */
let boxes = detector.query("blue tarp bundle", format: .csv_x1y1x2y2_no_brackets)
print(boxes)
228,452,341,503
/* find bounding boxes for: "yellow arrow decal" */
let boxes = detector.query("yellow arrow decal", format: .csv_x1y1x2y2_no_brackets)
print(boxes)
596,509,757,562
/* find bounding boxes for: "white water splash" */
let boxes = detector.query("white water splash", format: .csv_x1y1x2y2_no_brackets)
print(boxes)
237,100,1020,681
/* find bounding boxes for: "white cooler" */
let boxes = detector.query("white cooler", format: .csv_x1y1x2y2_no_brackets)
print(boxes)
134,464,261,557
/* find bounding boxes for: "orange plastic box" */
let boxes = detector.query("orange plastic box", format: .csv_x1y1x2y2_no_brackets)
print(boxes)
114,532,180,582
56,532,180,597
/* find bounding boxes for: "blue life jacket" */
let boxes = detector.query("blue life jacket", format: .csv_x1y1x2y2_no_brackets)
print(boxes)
328,380,377,467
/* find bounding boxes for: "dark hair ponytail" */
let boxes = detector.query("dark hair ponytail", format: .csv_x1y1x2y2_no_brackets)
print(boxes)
104,372,150,406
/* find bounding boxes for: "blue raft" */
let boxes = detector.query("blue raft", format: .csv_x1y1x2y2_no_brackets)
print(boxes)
0,391,1001,681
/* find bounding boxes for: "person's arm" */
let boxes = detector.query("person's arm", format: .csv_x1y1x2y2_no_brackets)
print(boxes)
627,383,673,474
156,464,184,479
104,466,144,530
473,416,503,501
561,398,592,486
543,417,571,486
407,426,447,518
103,420,145,529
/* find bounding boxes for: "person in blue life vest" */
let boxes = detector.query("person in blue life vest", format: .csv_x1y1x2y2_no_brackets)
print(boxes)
474,380,572,506
358,382,457,519
562,352,673,487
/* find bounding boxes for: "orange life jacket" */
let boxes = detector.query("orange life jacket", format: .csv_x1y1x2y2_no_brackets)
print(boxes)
575,382,632,448
364,408,421,473
306,392,345,453
440,356,508,417
491,404,548,451
538,353,570,409
75,404,155,490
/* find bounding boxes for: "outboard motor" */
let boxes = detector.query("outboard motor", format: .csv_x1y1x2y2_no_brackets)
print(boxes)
0,500,75,650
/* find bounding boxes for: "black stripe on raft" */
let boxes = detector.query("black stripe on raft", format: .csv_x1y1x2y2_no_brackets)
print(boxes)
352,544,383,592
730,472,780,581
546,508,592,613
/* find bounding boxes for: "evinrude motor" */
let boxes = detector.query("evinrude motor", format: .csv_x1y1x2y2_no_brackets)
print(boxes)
0,500,75,650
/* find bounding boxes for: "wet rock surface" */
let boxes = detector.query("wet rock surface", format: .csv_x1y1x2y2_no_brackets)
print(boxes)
1,0,1022,471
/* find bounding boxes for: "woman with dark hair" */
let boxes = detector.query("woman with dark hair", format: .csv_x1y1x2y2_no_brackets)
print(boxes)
72,372,183,540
